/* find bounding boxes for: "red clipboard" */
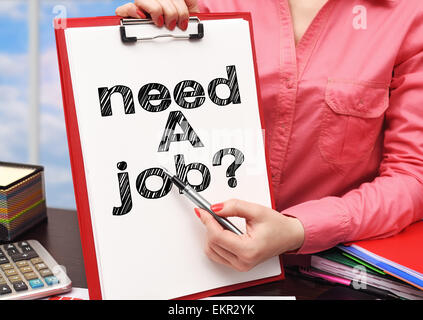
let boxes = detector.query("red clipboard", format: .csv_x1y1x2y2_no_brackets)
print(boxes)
55,12,284,300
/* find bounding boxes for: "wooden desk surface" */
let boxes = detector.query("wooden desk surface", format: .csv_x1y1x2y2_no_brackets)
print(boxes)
14,207,341,299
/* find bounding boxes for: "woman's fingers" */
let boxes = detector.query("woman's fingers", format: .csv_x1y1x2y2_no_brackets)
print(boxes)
115,3,146,19
134,0,164,26
210,244,253,272
172,0,190,30
117,0,195,30
199,211,258,272
197,208,245,255
211,199,263,221
157,0,179,30
204,245,232,268
209,243,238,264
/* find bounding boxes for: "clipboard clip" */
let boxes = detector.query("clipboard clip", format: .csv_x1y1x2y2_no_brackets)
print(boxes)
120,17,204,43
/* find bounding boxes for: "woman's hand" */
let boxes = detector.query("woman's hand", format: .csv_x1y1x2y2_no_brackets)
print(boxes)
195,199,305,272
115,0,199,31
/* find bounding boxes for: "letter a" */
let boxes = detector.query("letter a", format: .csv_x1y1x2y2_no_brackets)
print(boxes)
158,111,204,152
352,5,367,30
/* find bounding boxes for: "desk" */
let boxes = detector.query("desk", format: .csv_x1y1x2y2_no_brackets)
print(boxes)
15,208,364,300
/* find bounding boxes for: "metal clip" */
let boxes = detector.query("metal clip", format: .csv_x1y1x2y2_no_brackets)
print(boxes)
120,17,204,43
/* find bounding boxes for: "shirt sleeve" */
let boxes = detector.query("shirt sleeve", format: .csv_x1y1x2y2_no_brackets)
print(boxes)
282,13,423,254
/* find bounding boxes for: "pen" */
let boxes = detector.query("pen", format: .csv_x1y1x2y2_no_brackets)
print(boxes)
161,166,243,235
300,267,351,286
299,267,402,300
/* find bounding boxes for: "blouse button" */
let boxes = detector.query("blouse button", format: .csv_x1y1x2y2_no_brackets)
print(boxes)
357,98,366,111
283,77,295,89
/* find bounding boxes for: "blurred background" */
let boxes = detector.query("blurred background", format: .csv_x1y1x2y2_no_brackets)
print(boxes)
0,0,129,209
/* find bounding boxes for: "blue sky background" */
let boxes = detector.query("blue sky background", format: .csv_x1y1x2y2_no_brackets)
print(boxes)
0,0,129,209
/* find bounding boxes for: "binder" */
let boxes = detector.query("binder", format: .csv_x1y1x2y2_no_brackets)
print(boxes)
338,220,423,291
309,248,423,300
55,13,283,300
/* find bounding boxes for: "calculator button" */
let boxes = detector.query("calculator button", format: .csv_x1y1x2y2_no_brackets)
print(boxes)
0,278,6,285
4,244,19,256
0,263,13,271
19,266,33,274
20,246,35,254
16,261,28,268
13,281,28,292
8,275,22,283
27,251,38,258
44,276,59,286
7,249,18,256
39,269,53,277
4,269,18,277
35,263,48,271
17,241,30,248
29,279,44,289
0,257,9,265
3,244,16,251
11,252,37,262
0,284,11,295
23,272,38,281
0,250,4,258
10,254,25,262
30,257,43,265
18,241,35,250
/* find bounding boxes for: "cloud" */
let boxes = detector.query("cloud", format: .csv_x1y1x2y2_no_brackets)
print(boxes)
0,0,108,21
0,53,28,78
40,47,63,108
43,163,72,185
0,119,27,161
0,46,67,161
0,1,26,20
0,83,28,162
0,0,122,210
40,111,68,156
41,0,117,19
41,1,81,23
0,84,27,116
0,47,65,111
42,162,75,210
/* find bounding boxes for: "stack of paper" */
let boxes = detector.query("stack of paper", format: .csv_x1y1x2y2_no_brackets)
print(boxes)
301,221,423,300
0,162,47,241
307,248,423,300
338,220,423,291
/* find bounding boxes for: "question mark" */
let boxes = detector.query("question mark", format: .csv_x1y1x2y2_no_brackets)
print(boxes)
212,148,245,188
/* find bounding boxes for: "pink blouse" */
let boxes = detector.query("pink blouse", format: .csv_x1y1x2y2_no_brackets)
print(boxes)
198,0,423,253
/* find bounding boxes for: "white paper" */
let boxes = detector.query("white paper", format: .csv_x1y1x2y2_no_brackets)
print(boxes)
64,18,280,299
43,287,90,300
0,166,35,186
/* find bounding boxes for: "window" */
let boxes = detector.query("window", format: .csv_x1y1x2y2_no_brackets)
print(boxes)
0,0,128,209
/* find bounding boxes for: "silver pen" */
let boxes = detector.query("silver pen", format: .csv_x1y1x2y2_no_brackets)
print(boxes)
161,167,243,235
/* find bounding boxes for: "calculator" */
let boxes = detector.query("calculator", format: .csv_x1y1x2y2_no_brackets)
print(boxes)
0,240,72,300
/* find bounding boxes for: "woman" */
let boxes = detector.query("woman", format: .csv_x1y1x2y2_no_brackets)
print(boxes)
116,0,423,272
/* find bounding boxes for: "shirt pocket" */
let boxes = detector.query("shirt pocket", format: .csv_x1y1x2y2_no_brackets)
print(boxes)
319,79,389,165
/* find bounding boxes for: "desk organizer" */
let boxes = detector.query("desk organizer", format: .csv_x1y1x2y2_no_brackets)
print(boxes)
0,162,47,242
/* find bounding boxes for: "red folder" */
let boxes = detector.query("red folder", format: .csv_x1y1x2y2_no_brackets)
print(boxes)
55,13,283,300
349,220,423,275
